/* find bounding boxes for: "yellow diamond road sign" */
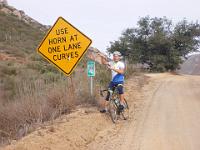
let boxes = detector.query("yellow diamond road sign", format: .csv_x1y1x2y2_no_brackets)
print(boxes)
38,17,92,76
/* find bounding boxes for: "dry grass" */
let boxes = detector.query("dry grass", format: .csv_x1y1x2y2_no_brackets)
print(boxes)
0,66,104,146
0,79,76,145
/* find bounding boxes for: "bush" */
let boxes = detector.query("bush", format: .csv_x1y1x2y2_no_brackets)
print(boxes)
0,76,76,143
42,72,60,84
0,62,17,76
26,61,44,73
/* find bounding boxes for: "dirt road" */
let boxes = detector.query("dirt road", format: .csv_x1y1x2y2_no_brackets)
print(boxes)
3,73,200,150
130,74,200,150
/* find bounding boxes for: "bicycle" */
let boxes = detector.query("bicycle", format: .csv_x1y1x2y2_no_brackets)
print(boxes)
100,85,129,123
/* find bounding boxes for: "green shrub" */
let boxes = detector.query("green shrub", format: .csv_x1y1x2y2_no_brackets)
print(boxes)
26,61,46,73
42,72,60,84
0,62,17,76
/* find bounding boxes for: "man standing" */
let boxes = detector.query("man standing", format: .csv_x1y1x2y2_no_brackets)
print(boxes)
100,51,125,113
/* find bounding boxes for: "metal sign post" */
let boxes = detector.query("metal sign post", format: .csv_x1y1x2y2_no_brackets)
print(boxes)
90,76,93,96
87,61,95,96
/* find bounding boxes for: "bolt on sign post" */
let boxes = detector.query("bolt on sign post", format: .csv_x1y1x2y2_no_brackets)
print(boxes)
87,61,95,96
37,17,92,76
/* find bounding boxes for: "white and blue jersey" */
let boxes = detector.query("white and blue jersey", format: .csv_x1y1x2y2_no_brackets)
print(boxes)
109,61,125,83
105,61,125,101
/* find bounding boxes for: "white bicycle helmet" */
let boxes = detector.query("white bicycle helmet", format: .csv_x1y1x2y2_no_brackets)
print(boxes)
113,51,121,56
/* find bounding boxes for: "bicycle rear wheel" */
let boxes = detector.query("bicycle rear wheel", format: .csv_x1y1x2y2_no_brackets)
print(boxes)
121,98,129,120
109,100,118,123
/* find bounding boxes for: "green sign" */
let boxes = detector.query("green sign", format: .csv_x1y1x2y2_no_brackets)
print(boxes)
87,61,95,77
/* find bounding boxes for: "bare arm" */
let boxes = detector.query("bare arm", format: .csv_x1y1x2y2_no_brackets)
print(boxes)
108,66,125,74
113,68,124,74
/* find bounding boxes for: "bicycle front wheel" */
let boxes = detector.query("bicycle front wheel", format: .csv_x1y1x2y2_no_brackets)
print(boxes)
109,100,118,123
121,98,129,120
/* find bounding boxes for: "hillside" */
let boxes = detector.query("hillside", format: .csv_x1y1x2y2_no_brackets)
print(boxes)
0,4,47,58
178,54,200,75
0,1,56,101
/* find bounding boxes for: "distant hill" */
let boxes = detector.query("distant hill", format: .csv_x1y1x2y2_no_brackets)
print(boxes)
178,54,200,75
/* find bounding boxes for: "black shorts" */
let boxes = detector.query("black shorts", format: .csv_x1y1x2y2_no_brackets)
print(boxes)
105,81,124,101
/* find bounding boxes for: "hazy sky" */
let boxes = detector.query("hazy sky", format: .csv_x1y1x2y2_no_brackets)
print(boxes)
8,0,200,53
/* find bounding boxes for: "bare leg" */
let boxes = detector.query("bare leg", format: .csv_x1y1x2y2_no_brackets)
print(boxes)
104,100,109,109
119,94,125,103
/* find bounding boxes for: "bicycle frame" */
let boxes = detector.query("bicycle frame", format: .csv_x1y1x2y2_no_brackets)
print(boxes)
100,86,129,123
